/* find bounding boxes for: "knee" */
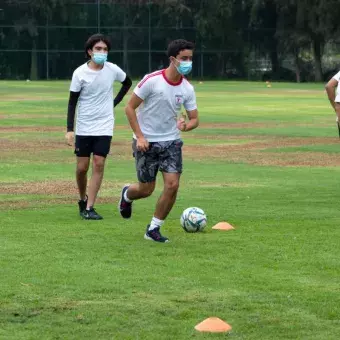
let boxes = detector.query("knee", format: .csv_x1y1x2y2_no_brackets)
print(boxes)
165,180,179,193
93,157,105,173
140,183,155,198
77,163,89,175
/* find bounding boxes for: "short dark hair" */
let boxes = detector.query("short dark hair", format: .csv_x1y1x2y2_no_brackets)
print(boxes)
167,39,195,58
85,34,111,58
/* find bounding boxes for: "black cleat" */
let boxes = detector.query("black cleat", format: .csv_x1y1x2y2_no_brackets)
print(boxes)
119,185,132,219
78,196,88,216
81,207,103,220
144,225,169,243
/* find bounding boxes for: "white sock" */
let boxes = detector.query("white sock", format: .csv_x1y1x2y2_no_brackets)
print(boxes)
148,216,164,231
123,188,133,203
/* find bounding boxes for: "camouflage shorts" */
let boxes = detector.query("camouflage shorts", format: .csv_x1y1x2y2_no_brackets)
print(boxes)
132,139,183,183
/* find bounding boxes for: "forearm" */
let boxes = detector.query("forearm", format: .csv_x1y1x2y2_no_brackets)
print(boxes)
185,118,199,132
326,87,336,110
335,103,340,119
114,76,132,107
67,91,80,132
125,106,144,138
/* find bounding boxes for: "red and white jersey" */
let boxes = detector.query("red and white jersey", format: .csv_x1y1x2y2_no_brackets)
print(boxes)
133,69,197,142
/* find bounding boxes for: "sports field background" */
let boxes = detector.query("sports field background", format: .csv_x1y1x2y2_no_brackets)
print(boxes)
1,81,340,339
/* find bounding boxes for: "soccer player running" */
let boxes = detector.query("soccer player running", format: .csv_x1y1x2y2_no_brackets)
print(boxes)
66,34,132,220
325,70,340,137
119,39,199,242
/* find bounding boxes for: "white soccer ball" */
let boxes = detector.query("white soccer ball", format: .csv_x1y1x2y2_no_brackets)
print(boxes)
180,207,207,233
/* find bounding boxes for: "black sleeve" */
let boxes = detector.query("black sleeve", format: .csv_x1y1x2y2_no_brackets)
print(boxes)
114,76,132,108
67,91,80,132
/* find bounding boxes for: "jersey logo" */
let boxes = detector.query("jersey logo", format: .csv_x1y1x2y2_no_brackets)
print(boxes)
175,94,184,105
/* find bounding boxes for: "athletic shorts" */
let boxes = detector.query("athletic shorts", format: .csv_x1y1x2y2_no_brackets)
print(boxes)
132,139,183,183
74,135,112,158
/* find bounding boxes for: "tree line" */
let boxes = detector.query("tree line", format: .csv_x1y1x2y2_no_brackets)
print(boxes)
0,0,339,81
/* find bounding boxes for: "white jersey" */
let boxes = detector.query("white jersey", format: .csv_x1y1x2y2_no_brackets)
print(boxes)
333,71,340,103
70,62,126,136
133,69,197,142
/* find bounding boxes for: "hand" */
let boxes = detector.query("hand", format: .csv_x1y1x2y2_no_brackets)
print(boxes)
136,136,149,152
65,131,74,146
177,117,186,131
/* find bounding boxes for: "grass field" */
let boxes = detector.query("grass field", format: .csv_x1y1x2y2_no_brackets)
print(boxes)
1,80,340,340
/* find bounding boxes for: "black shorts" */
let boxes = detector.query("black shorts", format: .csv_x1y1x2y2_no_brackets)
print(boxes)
132,139,183,183
74,135,112,158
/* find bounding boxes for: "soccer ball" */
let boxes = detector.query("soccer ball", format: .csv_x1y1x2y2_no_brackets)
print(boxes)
180,207,207,233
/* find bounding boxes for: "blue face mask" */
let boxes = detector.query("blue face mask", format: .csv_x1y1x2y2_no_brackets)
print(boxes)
92,53,107,65
175,60,193,75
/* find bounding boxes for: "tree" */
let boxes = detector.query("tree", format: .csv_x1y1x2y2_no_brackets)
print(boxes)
6,0,68,80
250,0,283,80
194,0,242,78
275,0,340,81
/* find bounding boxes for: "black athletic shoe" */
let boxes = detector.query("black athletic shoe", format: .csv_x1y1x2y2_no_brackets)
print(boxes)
81,207,103,220
78,196,88,216
144,225,169,243
119,185,132,219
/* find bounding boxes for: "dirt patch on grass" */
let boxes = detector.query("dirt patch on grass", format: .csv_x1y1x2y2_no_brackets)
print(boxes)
1,180,78,195
0,180,127,195
199,122,328,129
0,138,131,156
0,126,63,133
189,181,263,188
0,137,68,151
183,136,340,167
200,122,277,129
1,95,62,102
0,179,124,210
247,152,340,167
0,114,62,120
185,136,336,152
0,125,130,133
0,196,120,210
0,200,31,210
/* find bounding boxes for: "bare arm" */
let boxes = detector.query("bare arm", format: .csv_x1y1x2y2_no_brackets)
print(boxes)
125,93,144,138
325,78,338,111
125,93,149,151
178,109,199,132
185,109,199,131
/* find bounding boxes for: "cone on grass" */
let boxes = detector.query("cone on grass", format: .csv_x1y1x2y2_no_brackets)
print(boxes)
212,222,235,231
195,317,232,333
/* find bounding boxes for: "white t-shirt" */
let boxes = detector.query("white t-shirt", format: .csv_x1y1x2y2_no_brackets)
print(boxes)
70,62,126,136
333,71,340,103
133,69,197,142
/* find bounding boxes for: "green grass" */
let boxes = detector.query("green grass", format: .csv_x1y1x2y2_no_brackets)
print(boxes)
1,80,340,339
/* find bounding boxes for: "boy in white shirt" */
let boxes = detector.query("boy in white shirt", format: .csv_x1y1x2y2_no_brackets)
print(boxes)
66,34,132,220
119,39,199,242
325,70,340,135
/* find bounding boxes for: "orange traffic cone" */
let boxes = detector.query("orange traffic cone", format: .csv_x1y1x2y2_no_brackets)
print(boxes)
212,222,235,231
195,317,232,333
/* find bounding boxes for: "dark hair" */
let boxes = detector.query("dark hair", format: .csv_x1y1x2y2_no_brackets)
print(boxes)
167,39,195,58
85,34,111,58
